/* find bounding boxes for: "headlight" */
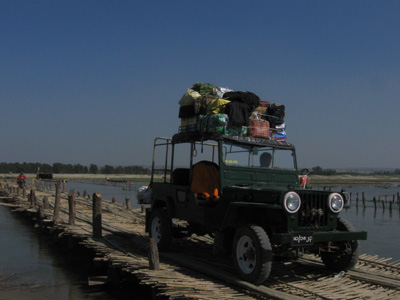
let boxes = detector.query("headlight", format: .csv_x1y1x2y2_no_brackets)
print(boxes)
284,192,301,213
328,193,344,213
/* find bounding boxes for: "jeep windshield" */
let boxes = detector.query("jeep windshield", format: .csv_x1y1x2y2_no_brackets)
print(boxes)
222,141,297,171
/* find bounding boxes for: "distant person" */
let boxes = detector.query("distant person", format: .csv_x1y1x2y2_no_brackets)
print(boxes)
17,172,26,188
260,152,272,168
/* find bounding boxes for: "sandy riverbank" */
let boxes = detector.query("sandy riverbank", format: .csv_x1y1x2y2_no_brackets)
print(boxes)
310,175,400,185
2,173,399,184
0,173,156,182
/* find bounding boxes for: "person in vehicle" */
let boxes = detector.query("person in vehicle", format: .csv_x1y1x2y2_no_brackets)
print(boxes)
260,152,272,168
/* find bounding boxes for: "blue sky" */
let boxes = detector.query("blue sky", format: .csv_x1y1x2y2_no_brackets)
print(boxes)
1,0,399,169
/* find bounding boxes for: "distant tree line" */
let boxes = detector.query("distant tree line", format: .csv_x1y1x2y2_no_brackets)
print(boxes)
310,166,400,176
0,162,151,175
310,166,337,175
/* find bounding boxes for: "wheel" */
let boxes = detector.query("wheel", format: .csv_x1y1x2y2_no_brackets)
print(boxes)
149,207,172,251
233,225,272,285
320,218,360,271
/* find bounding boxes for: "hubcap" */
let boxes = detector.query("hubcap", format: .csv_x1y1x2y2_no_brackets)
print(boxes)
236,235,256,274
151,216,162,243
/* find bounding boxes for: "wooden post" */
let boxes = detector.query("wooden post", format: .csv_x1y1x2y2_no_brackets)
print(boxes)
373,197,377,210
29,189,35,206
43,196,49,209
62,180,66,193
112,196,116,204
148,237,160,270
93,193,102,238
53,182,61,224
77,191,81,197
125,197,131,210
68,190,76,226
34,190,38,207
356,193,359,208
141,205,145,213
362,192,366,208
83,190,87,197
38,202,45,222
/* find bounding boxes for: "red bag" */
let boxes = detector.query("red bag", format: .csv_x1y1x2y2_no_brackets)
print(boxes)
249,120,270,139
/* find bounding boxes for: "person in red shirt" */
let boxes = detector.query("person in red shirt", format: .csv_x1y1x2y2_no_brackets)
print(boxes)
17,172,26,188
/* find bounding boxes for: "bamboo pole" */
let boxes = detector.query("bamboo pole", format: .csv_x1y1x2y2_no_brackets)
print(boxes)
93,193,102,238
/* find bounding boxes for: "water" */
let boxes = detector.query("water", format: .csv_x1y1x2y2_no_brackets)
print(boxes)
63,180,147,209
0,207,136,300
315,183,400,261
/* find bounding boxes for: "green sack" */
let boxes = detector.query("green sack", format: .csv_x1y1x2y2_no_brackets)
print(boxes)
192,82,219,96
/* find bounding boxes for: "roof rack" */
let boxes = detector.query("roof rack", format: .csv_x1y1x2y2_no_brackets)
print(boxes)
172,131,295,149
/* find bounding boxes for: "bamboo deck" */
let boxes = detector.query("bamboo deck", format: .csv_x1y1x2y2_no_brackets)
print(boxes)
1,180,400,300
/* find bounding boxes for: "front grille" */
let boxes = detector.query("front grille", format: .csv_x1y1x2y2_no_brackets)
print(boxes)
298,192,328,229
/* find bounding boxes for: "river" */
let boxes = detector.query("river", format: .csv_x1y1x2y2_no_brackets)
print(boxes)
0,206,147,300
0,180,399,299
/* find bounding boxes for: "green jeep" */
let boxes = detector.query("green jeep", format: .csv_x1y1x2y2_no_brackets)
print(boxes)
143,132,367,284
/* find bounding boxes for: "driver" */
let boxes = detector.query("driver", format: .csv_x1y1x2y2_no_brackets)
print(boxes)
260,152,272,168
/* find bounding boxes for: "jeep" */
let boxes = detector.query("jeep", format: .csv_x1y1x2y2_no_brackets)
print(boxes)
142,131,367,284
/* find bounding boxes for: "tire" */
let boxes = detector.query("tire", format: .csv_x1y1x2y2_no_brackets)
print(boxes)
149,207,172,251
233,225,272,285
321,218,360,271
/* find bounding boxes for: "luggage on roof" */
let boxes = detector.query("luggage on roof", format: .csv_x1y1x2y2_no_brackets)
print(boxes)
177,83,287,142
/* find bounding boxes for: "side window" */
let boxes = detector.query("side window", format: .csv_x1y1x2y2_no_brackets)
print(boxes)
192,142,218,165
173,142,218,168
